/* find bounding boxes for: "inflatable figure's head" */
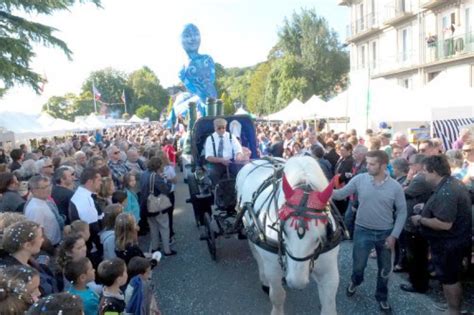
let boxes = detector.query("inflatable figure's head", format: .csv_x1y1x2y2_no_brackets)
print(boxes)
181,24,201,54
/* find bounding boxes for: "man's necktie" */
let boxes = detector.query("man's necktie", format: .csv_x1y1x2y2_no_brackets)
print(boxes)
218,135,224,158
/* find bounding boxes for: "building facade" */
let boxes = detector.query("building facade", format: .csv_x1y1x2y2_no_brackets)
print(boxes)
339,0,474,90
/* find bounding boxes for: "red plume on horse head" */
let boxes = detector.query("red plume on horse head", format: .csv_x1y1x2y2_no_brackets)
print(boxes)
282,174,295,200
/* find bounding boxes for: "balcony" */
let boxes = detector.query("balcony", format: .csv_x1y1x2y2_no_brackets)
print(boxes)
337,0,352,6
384,0,416,26
420,0,448,10
425,32,474,64
346,12,382,43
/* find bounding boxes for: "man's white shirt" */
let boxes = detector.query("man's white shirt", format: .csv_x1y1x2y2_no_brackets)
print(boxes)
70,186,102,224
204,132,243,160
24,197,61,245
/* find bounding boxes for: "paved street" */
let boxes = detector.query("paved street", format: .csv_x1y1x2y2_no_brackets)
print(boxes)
152,172,473,315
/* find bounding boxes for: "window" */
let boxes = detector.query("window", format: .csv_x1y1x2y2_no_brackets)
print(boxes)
399,27,411,62
359,3,365,31
371,41,377,68
360,45,366,69
399,78,411,89
466,8,472,34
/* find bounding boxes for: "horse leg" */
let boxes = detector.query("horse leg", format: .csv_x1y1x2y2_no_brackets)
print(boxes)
249,242,269,292
312,246,340,315
256,251,286,315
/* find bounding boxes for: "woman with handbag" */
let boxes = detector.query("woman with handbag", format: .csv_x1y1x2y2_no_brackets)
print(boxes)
139,157,176,256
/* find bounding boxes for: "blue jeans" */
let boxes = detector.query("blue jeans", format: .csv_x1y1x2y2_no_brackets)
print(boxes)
352,225,393,302
344,201,356,238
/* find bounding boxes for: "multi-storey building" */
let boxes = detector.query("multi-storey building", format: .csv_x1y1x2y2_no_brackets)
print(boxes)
339,0,474,90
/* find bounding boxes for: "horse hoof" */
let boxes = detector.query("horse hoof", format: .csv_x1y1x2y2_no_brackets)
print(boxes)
261,285,270,295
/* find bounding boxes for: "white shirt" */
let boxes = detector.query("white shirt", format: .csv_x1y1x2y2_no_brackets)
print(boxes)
204,131,243,160
164,165,176,192
70,186,102,224
24,197,61,245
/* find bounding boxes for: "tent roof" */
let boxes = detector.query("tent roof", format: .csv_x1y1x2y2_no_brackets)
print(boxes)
128,115,145,123
266,98,306,121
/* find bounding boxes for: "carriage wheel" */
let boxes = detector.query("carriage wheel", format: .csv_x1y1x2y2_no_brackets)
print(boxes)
187,174,201,227
204,212,217,261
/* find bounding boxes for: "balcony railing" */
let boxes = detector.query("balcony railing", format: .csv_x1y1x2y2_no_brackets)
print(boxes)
346,12,381,42
425,32,474,63
384,0,415,25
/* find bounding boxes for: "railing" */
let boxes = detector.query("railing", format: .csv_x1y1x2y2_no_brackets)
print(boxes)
384,0,414,23
346,12,380,39
425,32,474,63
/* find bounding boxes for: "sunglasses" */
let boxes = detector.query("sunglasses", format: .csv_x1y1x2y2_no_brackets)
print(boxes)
217,126,226,130
113,151,120,154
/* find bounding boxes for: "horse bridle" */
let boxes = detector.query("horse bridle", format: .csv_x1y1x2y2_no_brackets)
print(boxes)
276,185,329,273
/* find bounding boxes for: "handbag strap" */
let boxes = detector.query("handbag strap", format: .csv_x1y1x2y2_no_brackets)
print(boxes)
149,172,155,196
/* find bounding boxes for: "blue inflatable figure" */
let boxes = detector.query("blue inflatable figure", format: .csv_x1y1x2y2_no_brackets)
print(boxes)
179,24,217,103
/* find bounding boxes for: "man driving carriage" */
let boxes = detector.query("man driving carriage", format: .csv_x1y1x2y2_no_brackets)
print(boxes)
204,118,245,185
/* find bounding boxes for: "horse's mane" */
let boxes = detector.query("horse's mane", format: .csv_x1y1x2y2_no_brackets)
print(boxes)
284,156,329,192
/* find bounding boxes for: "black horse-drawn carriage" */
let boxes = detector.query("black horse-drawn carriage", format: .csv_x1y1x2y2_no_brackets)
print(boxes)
186,115,258,260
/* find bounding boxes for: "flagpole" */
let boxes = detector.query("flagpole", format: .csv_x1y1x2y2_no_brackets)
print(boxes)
92,82,97,113
122,90,127,114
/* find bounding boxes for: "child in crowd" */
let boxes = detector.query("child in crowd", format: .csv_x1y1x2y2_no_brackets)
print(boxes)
115,213,145,264
99,204,123,259
0,274,32,314
26,292,84,315
97,177,115,213
125,256,161,315
65,257,99,315
57,234,87,270
123,173,141,224
63,219,90,242
112,190,128,208
3,265,41,303
98,258,128,315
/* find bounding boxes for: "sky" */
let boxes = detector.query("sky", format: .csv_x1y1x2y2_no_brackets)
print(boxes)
0,0,348,114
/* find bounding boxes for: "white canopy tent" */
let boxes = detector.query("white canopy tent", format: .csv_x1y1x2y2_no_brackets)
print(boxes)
266,98,308,121
413,71,474,120
128,115,146,123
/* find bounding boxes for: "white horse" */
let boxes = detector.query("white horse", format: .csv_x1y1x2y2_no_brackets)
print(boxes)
236,156,340,315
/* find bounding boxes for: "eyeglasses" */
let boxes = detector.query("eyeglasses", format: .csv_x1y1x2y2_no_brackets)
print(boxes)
113,151,120,154
36,184,51,190
463,149,472,153
217,126,226,130
42,165,53,169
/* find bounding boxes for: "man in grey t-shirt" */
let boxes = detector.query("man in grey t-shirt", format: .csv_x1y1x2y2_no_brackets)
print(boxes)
332,150,407,312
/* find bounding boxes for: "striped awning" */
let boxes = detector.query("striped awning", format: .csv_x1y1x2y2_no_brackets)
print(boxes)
432,118,474,150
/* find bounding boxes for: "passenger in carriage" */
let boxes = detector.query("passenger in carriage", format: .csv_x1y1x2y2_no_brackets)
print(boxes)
204,118,244,185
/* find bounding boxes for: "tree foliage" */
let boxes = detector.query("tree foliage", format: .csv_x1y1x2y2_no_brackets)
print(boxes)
127,66,168,114
0,0,101,96
217,8,349,115
136,104,159,121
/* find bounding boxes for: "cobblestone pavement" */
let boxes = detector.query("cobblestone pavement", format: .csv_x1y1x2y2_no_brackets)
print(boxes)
152,172,473,315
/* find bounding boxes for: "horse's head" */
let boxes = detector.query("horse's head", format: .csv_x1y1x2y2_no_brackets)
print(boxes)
278,156,335,290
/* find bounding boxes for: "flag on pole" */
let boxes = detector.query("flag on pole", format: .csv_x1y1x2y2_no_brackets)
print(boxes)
92,84,102,101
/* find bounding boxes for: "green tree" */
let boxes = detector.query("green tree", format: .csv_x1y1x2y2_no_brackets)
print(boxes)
0,0,101,96
220,92,233,115
276,8,349,100
82,68,128,115
41,93,76,120
136,104,159,121
246,62,272,115
127,66,168,114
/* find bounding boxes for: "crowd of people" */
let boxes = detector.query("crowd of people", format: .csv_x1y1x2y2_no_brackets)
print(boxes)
0,124,180,314
255,122,472,314
0,119,472,314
